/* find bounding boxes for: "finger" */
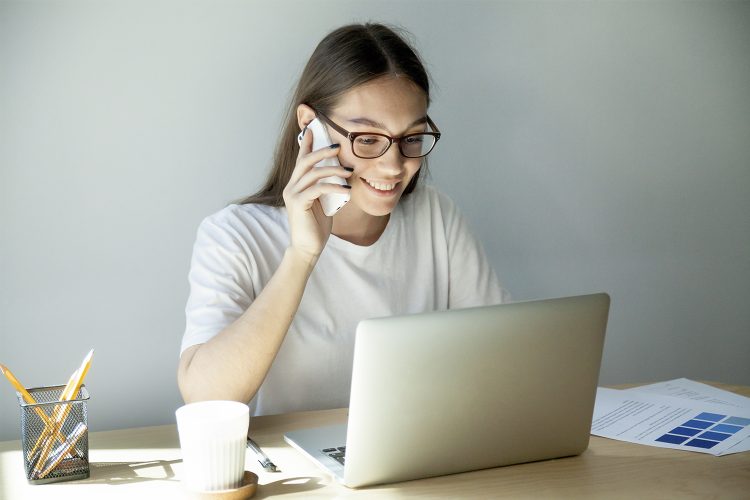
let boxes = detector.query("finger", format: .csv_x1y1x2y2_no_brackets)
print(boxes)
292,167,353,194
290,143,342,184
286,181,352,211
302,182,353,204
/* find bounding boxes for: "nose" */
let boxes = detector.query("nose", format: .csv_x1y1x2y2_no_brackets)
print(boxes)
374,142,407,176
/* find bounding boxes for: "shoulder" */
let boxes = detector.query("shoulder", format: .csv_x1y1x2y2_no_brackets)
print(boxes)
398,182,461,221
196,203,288,247
400,182,456,210
202,203,285,231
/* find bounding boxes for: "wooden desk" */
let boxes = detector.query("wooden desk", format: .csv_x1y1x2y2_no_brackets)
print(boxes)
1,383,749,499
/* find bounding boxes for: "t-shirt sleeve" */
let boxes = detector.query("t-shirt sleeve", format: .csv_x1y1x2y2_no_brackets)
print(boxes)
438,191,511,308
180,214,256,355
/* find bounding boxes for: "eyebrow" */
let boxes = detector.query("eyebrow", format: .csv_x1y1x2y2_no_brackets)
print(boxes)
347,116,428,131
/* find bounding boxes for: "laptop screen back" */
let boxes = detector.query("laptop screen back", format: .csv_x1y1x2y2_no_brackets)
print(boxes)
342,293,610,487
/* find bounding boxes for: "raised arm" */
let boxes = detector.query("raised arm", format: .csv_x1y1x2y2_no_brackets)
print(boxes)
177,132,351,403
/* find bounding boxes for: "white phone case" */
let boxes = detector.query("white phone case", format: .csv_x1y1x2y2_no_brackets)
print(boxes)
297,118,350,216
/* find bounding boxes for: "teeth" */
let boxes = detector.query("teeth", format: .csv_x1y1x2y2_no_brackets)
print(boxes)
365,179,396,191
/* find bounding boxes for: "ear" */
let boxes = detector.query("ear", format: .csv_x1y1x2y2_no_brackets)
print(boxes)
296,104,317,131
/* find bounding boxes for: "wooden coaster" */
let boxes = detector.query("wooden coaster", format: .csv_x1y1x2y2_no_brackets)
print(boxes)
183,471,258,500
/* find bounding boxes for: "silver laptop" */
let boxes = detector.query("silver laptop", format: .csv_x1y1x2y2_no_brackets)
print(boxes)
284,293,610,488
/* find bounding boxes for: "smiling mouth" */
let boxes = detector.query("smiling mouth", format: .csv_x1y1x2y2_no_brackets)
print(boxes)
361,177,399,193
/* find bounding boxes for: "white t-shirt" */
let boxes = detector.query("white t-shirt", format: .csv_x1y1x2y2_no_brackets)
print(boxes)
181,184,508,416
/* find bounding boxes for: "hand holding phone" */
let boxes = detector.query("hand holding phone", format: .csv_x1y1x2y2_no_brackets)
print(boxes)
297,118,350,216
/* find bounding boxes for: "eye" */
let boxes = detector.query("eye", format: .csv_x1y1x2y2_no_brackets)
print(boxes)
355,135,385,146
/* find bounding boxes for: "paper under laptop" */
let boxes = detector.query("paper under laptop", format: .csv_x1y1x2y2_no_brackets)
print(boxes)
284,293,610,488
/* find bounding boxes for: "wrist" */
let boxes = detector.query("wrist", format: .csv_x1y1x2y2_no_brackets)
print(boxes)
284,246,319,274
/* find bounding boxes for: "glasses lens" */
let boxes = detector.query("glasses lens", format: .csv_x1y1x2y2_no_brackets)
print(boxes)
353,134,390,158
400,134,436,158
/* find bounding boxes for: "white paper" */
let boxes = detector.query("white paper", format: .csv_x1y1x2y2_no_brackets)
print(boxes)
592,386,750,456
622,378,750,453
624,378,750,408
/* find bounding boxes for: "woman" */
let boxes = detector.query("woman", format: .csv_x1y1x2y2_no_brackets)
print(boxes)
178,23,508,415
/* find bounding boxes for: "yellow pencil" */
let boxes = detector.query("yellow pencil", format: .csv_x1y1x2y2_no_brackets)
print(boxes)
37,422,88,479
32,349,94,476
0,364,73,459
26,368,79,461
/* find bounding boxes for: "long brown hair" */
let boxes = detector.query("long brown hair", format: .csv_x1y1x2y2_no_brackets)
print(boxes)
239,23,432,206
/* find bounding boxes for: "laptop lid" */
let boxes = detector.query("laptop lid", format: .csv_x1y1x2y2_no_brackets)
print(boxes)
287,293,610,488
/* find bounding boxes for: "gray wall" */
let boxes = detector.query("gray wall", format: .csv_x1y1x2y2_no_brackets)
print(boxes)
1,0,748,440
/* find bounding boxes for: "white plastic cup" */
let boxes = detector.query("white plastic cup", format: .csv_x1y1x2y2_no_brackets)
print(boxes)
175,400,249,491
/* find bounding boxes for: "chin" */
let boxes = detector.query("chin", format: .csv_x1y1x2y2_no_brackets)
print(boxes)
365,205,397,217
353,196,403,217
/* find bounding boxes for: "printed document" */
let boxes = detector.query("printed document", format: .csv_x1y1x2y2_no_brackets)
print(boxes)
592,379,750,456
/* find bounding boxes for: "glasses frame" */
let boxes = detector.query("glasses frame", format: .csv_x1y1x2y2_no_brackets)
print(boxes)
314,110,441,159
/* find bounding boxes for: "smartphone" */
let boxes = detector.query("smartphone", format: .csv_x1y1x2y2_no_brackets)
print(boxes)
297,118,350,216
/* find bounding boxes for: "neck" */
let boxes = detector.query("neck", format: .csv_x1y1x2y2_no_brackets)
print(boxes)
331,205,390,246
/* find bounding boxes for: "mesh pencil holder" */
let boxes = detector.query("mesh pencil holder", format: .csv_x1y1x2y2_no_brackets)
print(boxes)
17,384,90,484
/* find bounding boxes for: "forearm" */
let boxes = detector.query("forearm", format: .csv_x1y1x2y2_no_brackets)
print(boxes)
177,247,317,403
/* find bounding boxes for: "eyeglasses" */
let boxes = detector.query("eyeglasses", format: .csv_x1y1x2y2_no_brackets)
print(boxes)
315,110,441,159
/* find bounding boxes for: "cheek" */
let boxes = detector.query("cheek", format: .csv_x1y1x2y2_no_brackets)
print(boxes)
336,147,359,168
